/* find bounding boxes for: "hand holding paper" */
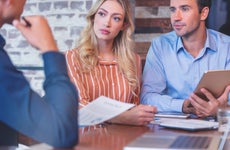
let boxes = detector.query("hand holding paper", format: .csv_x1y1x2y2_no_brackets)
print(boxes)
79,96,135,127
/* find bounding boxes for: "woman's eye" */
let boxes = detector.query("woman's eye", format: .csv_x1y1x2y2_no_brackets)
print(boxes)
98,11,105,17
114,17,121,22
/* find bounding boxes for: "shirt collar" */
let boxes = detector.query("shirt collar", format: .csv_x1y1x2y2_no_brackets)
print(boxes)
0,34,6,49
176,29,217,53
176,36,184,53
205,29,218,52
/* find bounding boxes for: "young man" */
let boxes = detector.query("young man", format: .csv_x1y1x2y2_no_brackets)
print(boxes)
141,0,230,117
0,0,78,148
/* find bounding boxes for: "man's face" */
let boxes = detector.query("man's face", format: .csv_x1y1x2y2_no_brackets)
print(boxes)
2,0,26,25
11,0,26,19
169,0,202,38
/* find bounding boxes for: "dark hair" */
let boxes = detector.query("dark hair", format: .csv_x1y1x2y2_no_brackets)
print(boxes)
197,0,212,13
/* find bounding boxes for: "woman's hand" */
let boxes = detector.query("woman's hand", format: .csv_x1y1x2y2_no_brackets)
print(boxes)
108,105,157,126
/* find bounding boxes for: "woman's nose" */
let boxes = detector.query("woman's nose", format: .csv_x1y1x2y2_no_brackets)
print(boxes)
104,17,111,27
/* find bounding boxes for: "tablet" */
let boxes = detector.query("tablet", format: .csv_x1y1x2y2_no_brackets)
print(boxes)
194,70,230,101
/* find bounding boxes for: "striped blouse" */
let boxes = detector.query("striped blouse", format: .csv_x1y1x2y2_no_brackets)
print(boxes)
65,49,142,107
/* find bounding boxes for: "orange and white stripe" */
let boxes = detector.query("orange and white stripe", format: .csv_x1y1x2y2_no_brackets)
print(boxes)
65,49,141,108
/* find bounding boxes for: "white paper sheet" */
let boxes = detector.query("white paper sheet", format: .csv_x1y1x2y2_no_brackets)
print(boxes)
79,96,135,127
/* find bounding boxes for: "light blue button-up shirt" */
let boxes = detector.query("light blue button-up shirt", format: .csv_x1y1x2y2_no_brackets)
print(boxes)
141,29,230,113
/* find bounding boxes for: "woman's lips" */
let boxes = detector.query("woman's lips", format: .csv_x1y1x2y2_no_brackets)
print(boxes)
100,29,110,34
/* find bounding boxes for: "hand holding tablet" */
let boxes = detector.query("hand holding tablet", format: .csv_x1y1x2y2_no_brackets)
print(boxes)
187,70,230,108
193,70,230,102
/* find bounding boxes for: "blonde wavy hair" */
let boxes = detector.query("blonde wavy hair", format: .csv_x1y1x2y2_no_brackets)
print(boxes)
75,0,139,94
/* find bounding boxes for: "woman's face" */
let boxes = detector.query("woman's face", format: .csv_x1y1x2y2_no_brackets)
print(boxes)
93,0,125,42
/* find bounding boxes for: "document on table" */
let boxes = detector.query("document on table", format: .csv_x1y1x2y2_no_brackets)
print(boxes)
79,96,135,127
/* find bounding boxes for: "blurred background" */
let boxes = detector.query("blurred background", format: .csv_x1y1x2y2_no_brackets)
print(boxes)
207,0,230,35
0,0,229,96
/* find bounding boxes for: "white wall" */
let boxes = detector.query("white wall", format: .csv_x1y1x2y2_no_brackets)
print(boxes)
0,0,93,95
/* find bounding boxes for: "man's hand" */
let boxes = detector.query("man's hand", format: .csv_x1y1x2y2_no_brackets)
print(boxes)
187,85,230,117
182,99,195,114
12,16,58,53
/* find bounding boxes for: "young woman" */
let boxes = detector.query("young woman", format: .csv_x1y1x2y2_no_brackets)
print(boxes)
66,0,157,125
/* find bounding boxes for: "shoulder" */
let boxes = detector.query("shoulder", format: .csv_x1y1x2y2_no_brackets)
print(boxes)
65,48,78,57
151,31,178,46
134,53,141,61
134,53,142,81
65,48,80,61
65,48,81,67
133,53,143,72
133,53,143,67
207,29,230,43
148,31,178,55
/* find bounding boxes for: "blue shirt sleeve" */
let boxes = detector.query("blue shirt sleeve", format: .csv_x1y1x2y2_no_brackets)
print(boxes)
0,35,78,148
140,37,184,113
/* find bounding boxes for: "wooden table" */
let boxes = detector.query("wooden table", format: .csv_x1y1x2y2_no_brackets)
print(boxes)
17,122,230,150
73,123,229,150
